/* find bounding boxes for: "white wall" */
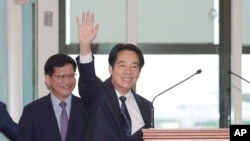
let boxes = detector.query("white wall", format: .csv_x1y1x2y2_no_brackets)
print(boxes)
37,0,58,98
7,0,23,123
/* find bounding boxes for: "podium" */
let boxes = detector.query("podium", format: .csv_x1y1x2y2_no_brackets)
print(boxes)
142,128,229,141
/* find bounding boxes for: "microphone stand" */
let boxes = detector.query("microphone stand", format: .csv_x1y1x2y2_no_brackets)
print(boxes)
150,69,202,128
227,70,250,84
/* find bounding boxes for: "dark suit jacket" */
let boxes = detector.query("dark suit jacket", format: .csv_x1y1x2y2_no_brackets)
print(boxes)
17,94,85,141
76,56,153,141
0,101,18,141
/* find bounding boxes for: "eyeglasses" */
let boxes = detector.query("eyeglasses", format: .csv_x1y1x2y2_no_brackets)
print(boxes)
52,73,76,81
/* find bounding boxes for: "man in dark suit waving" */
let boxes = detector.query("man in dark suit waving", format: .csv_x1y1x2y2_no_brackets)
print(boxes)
76,11,152,141
18,54,85,141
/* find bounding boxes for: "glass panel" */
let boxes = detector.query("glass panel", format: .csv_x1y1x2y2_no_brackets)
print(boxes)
66,0,222,129
242,0,250,45
136,55,219,128
67,0,126,44
137,0,216,43
240,0,250,124
241,55,250,124
71,54,220,128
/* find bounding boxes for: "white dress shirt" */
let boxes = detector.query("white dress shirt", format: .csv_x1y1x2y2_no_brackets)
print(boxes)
116,90,145,134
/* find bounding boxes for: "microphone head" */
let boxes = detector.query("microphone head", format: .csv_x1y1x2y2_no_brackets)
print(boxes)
227,70,232,74
196,69,202,74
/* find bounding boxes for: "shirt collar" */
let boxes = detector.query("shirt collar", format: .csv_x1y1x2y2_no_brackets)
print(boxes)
50,93,72,109
115,89,132,101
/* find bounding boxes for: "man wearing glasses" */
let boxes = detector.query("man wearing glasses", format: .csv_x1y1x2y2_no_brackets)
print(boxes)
17,54,85,141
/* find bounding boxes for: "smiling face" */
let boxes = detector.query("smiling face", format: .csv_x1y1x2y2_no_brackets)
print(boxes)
109,50,140,95
45,64,76,101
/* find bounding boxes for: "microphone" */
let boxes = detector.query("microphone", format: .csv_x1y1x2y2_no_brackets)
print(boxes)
227,70,250,84
150,69,202,128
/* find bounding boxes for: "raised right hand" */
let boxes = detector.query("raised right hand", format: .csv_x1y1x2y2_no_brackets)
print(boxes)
76,11,99,55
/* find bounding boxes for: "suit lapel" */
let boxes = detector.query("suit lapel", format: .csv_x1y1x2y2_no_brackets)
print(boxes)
66,95,83,141
133,93,151,128
104,78,124,135
42,94,62,140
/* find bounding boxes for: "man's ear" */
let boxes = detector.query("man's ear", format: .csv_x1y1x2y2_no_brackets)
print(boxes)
108,65,112,75
45,75,51,90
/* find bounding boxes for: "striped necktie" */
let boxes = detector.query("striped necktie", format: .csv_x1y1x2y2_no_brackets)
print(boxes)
119,96,132,137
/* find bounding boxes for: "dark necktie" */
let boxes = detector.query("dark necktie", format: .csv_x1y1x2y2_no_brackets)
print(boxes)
119,96,132,137
59,102,68,141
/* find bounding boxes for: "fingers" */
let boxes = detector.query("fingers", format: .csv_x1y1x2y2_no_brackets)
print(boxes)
94,24,99,33
86,11,90,24
79,11,93,25
90,13,95,25
82,11,86,24
76,17,80,28
77,10,98,29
